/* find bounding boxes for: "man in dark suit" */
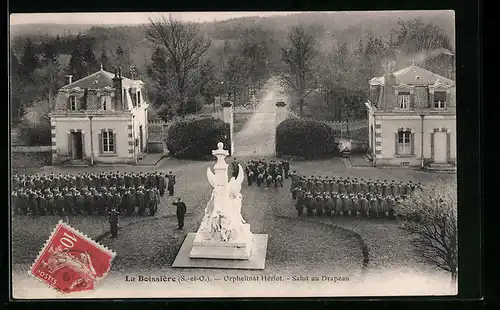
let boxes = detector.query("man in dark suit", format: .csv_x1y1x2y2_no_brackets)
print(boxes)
173,197,187,230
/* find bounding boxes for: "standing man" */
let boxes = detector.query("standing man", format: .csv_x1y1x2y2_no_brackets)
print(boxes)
150,187,160,216
231,158,240,178
136,186,146,216
167,171,176,197
295,188,304,216
108,206,119,238
157,172,166,197
283,160,290,179
246,167,254,186
173,198,187,230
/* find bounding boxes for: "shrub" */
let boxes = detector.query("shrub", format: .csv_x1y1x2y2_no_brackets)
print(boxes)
166,118,231,159
17,104,51,146
395,180,458,281
276,118,338,159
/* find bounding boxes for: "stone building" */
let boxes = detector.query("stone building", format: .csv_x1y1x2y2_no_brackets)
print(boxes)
49,66,149,165
365,62,456,169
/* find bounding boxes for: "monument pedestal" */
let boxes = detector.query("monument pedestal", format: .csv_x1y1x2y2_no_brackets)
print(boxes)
171,142,267,270
172,233,268,270
189,224,253,260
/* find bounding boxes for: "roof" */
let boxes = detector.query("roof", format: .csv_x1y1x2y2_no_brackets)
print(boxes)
370,63,455,87
60,67,144,90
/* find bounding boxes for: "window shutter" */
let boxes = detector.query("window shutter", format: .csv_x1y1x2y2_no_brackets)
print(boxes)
430,133,434,158
429,92,434,108
394,133,399,155
434,91,447,102
81,133,86,158
68,133,73,158
446,132,451,161
67,97,71,110
98,132,103,154
410,133,415,155
410,93,415,109
113,133,117,154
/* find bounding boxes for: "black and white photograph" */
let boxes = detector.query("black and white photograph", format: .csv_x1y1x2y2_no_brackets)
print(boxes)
9,11,459,298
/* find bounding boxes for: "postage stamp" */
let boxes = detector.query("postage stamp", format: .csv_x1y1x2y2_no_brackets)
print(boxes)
29,221,116,294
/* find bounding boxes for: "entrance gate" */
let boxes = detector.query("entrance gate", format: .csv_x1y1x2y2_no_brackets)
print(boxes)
218,102,287,156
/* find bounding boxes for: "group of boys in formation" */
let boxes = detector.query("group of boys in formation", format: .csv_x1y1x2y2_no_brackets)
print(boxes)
289,174,422,218
238,158,422,219
10,171,176,217
240,158,290,187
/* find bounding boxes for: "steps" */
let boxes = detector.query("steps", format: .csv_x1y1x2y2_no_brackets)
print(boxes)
425,163,456,173
66,159,88,167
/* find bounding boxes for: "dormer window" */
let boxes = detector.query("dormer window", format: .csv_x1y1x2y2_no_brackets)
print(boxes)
434,91,447,109
100,95,112,111
398,92,410,109
69,96,77,111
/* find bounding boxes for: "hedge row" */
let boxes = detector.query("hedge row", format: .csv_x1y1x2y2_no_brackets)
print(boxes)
276,118,340,159
166,118,231,159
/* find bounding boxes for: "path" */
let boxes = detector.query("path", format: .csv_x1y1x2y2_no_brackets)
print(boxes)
233,78,288,157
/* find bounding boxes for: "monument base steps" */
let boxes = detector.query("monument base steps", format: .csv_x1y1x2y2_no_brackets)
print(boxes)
172,233,268,270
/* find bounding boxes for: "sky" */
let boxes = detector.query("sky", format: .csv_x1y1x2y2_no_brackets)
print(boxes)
10,12,304,25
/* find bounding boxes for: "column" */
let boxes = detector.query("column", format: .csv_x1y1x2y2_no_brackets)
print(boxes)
127,122,135,163
50,117,57,164
275,101,286,126
222,101,234,155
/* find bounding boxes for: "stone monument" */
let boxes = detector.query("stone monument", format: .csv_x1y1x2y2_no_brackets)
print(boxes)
189,142,253,259
172,142,267,269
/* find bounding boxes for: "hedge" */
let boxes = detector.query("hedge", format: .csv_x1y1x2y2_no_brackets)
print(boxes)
276,118,339,159
166,118,231,159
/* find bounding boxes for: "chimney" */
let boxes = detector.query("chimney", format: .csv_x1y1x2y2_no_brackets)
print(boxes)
112,69,123,110
382,71,396,109
65,75,73,85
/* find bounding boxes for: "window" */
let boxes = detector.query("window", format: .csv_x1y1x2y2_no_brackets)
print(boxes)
398,131,412,155
69,96,77,111
102,130,115,153
398,92,410,109
100,96,111,111
434,91,446,108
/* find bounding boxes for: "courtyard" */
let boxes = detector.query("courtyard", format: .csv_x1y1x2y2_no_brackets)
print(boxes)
11,155,455,280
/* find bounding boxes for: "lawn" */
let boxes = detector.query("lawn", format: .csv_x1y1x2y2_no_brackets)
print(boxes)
11,156,456,281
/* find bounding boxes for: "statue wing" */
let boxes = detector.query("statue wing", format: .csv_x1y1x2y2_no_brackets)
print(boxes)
206,167,216,187
235,164,244,185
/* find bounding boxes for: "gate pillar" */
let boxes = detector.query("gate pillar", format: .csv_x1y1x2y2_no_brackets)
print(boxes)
276,101,286,126
222,101,234,155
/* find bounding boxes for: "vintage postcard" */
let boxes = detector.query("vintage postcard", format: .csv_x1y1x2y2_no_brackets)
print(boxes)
10,10,458,299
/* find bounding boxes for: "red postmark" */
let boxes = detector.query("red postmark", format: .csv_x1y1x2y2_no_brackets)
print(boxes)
30,221,116,294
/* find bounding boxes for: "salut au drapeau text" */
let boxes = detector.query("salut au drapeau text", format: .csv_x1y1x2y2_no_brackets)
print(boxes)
125,275,350,283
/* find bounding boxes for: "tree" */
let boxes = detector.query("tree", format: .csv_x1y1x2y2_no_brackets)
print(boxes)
277,26,319,117
99,48,113,71
10,49,25,124
82,43,99,75
67,43,85,80
396,180,458,282
19,38,39,79
37,42,63,109
144,14,212,117
114,45,132,77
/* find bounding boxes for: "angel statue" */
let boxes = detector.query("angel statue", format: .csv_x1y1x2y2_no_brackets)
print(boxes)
201,164,248,242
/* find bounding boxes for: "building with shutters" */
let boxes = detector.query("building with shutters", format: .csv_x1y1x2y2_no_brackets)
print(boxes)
364,62,456,168
49,66,149,165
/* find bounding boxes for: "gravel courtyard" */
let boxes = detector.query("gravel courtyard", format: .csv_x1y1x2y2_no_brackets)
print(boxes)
12,156,455,282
